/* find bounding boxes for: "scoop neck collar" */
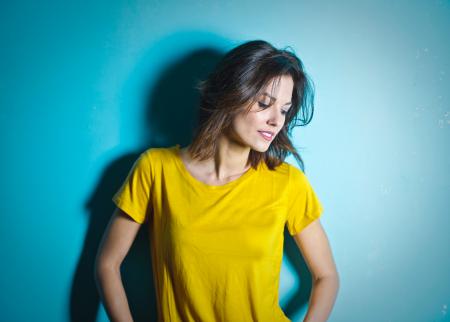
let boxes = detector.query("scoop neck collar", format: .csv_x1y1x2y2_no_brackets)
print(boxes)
172,144,258,191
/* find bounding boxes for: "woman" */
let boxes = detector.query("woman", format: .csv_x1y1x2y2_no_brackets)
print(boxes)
95,39,339,322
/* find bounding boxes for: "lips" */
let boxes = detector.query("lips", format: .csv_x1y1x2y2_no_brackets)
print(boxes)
258,130,274,141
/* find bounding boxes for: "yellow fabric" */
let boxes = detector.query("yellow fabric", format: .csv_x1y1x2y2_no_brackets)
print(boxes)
112,144,323,322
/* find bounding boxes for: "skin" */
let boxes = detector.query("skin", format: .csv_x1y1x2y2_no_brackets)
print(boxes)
95,209,141,322
179,75,294,185
95,74,339,322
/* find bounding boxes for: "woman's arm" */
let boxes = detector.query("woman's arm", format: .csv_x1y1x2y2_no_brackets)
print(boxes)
292,219,340,322
94,207,143,322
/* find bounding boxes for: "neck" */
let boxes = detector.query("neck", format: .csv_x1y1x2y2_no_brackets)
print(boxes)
212,135,251,180
184,135,251,182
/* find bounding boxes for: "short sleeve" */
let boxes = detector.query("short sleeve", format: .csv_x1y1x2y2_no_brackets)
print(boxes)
285,165,324,236
112,151,153,224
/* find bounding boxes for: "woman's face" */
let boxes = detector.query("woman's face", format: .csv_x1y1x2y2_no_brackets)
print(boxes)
228,75,294,152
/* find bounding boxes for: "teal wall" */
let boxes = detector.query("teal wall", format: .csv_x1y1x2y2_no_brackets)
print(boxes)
1,1,449,321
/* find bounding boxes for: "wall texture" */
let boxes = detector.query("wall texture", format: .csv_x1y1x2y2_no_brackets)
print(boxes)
1,1,449,321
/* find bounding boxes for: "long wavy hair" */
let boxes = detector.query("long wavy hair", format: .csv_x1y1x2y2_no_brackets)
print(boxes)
187,39,315,172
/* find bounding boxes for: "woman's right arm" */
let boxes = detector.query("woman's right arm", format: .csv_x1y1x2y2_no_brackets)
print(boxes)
94,207,143,322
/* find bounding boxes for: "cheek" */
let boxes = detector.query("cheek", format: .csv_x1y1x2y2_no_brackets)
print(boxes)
231,110,264,139
234,114,254,131
244,113,262,127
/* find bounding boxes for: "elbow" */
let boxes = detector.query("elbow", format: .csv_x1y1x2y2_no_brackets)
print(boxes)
314,269,340,284
315,272,340,292
94,254,120,282
330,272,340,290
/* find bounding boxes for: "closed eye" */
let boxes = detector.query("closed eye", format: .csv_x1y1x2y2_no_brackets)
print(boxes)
258,102,289,115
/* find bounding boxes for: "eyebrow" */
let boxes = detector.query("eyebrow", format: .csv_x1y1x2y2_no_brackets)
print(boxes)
262,92,292,106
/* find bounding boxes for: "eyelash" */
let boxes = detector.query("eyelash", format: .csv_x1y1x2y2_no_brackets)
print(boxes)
258,102,289,115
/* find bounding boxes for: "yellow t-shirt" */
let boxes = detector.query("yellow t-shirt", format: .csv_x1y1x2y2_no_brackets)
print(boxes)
112,144,323,322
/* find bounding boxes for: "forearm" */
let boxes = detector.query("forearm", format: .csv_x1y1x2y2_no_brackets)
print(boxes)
303,275,339,322
95,265,134,322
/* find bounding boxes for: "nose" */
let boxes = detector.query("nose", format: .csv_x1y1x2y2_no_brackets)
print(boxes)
267,107,283,128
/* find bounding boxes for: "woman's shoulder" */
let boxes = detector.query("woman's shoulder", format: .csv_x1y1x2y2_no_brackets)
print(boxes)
264,160,311,186
141,144,178,158
258,160,292,181
264,160,294,173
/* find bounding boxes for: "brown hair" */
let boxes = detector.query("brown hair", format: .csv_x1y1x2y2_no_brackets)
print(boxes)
187,39,315,172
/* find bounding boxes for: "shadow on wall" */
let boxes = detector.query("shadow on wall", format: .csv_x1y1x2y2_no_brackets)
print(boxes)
283,229,314,319
69,41,313,322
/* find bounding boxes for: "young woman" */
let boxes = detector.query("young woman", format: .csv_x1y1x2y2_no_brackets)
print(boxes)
95,40,339,322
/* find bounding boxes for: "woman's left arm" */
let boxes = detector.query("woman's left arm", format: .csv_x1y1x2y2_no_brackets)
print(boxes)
292,219,340,322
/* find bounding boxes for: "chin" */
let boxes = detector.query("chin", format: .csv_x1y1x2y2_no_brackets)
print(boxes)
249,142,270,153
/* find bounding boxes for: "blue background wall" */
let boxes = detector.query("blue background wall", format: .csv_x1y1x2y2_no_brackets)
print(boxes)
1,1,449,321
